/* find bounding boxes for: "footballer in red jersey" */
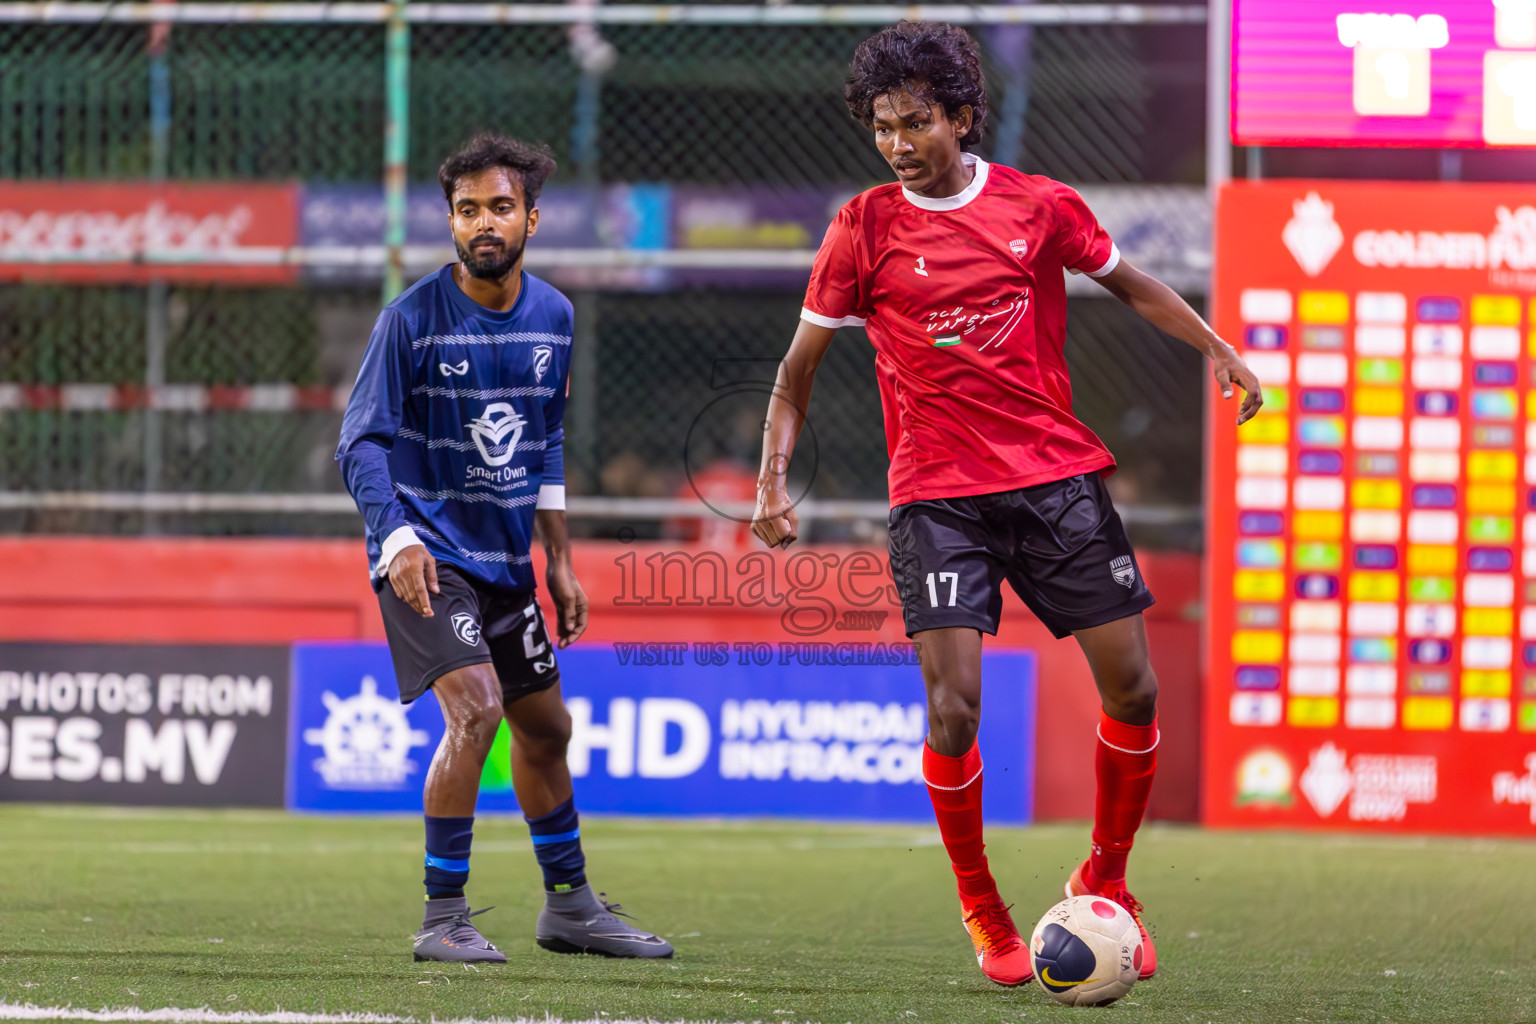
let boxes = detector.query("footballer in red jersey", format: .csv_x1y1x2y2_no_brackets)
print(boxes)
753,22,1262,989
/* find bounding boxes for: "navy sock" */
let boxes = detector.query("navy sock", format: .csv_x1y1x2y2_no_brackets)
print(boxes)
526,797,587,893
423,815,474,898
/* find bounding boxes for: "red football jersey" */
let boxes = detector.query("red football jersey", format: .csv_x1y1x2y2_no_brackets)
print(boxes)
801,155,1121,507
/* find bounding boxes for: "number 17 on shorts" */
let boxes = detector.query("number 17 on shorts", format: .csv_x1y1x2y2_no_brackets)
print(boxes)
926,571,960,607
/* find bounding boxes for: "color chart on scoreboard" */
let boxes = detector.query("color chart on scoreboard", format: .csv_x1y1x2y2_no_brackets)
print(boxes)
1205,180,1536,834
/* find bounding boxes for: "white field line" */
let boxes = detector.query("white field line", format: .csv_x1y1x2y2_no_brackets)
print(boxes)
0,1006,739,1024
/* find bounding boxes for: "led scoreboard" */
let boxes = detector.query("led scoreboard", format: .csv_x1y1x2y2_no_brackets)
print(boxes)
1206,180,1536,833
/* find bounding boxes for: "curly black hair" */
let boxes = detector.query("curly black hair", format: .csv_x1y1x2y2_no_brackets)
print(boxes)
844,22,988,150
437,133,558,207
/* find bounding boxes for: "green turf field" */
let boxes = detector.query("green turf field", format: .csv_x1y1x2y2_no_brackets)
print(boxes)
0,806,1533,1024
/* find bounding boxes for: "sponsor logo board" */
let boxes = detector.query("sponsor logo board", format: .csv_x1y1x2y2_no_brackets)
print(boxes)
0,643,289,806
288,642,1035,822
0,182,299,285
1206,181,1536,835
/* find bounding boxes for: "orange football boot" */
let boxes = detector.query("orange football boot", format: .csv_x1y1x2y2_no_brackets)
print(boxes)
960,890,1033,986
1067,859,1156,979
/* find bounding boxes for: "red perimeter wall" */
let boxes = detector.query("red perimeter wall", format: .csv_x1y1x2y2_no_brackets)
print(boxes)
0,537,1202,822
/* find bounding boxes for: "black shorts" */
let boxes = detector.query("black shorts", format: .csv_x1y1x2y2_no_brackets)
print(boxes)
378,561,561,704
887,473,1155,640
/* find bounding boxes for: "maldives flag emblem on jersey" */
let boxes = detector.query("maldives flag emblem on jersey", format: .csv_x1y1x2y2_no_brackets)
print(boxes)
922,290,1032,352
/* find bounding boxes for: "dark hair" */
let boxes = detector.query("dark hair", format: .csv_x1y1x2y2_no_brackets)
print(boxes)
438,133,558,207
844,22,988,150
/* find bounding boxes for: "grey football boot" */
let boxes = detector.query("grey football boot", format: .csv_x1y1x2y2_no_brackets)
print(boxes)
413,896,507,963
535,883,674,958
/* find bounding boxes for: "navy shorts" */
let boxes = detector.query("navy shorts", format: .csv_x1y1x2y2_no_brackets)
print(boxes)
886,473,1155,639
378,562,561,704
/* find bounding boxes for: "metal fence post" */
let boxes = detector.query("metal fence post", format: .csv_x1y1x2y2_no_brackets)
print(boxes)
568,2,614,497
143,0,175,527
382,0,410,304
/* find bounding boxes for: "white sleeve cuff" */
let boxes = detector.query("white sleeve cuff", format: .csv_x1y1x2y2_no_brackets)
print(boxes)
1079,241,1122,279
800,306,867,329
536,484,567,510
375,524,425,575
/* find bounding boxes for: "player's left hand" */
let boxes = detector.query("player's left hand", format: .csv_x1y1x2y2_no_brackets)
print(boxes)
545,557,588,648
1213,343,1264,424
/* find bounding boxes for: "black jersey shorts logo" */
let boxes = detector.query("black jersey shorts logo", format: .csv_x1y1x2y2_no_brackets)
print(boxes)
1110,555,1136,588
451,613,482,646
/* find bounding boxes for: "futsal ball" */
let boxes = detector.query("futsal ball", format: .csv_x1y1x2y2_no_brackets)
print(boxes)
1029,895,1142,1006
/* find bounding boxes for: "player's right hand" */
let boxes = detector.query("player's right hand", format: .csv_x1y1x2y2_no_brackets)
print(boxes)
751,487,799,549
388,545,440,618
1213,343,1264,425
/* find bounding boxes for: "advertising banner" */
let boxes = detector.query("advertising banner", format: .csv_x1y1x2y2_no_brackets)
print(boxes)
666,184,1210,293
1233,0,1536,148
0,181,300,284
299,183,1206,293
300,183,670,288
669,186,847,289
0,642,289,806
1207,179,1536,833
301,184,646,251
289,641,1036,823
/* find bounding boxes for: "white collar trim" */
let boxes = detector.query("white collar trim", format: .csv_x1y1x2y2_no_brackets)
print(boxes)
900,154,989,212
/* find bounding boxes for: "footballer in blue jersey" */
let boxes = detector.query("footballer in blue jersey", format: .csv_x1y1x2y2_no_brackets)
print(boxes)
337,134,672,963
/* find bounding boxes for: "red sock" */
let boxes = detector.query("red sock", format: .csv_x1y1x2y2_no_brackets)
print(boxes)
923,740,995,898
1089,712,1158,885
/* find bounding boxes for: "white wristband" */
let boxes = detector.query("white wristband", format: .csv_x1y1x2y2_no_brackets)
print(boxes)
537,484,567,510
376,524,425,575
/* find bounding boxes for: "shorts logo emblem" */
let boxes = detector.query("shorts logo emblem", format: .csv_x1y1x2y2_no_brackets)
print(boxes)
451,613,482,646
1110,555,1136,588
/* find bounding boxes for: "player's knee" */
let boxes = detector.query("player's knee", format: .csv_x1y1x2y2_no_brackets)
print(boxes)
513,707,572,765
1103,662,1158,724
435,666,506,750
536,715,573,763
926,680,981,752
453,697,505,751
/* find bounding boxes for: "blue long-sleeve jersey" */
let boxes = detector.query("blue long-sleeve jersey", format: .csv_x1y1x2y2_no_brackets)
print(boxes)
336,264,572,594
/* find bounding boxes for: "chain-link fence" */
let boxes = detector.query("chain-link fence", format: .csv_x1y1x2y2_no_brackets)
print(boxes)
0,3,1211,549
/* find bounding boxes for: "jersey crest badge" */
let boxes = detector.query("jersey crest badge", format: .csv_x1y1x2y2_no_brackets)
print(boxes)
532,345,552,382
1010,238,1029,259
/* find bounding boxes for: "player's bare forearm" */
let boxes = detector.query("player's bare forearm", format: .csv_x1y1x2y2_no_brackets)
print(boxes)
1096,260,1264,424
758,327,827,489
753,320,836,548
535,508,572,563
535,508,587,646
